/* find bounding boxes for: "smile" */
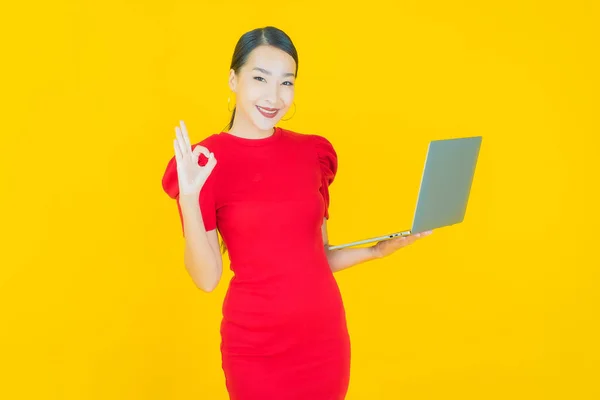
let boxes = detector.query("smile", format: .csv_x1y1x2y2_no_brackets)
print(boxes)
256,106,279,118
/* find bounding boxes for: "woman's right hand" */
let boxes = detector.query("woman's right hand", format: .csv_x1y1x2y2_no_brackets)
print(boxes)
173,120,217,197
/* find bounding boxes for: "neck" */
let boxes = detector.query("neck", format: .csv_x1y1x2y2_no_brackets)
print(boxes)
228,111,275,139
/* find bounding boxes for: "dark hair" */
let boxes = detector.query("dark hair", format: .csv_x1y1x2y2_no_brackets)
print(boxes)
219,26,299,255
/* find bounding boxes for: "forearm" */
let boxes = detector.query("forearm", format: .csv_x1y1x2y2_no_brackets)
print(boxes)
179,195,221,292
325,245,380,273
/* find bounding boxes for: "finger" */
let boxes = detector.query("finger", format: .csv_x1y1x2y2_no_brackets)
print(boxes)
401,237,416,246
388,237,407,249
175,126,187,158
175,127,185,159
180,120,192,152
389,237,406,246
176,126,192,160
192,145,212,162
173,138,183,163
204,152,218,171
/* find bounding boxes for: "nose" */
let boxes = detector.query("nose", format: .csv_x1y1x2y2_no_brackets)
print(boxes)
264,82,280,106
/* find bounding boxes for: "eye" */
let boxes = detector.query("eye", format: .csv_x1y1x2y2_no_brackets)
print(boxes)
283,81,294,86
253,76,266,82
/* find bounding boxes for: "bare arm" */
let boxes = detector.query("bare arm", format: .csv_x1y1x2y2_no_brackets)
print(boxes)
179,194,223,292
321,218,379,273
322,218,433,272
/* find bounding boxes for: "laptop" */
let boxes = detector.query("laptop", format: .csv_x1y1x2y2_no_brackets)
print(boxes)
327,136,482,251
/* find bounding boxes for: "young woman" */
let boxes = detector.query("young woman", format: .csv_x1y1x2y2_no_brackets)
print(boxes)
162,26,432,400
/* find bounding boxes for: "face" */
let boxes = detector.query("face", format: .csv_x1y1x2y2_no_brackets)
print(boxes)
229,45,297,131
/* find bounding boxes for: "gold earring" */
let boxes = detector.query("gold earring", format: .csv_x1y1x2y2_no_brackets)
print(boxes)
227,92,236,112
281,102,296,121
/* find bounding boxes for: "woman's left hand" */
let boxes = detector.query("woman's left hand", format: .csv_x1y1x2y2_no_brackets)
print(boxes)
371,230,434,259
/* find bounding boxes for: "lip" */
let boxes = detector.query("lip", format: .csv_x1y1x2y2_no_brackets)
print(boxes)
256,105,279,118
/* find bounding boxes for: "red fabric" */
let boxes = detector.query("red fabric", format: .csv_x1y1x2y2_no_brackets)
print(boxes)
162,127,350,399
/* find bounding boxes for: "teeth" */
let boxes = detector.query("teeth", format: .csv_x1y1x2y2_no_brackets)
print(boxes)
258,106,277,114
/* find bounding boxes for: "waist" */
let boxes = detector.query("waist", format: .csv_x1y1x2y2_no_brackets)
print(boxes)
222,274,344,327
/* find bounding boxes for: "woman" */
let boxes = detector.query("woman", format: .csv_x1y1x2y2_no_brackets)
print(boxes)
162,26,432,400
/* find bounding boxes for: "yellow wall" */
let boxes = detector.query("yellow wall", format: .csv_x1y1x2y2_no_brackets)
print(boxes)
1,1,598,398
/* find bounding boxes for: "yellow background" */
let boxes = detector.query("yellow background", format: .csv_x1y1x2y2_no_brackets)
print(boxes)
1,0,598,399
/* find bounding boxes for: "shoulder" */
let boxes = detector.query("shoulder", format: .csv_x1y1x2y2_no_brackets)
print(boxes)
191,133,220,153
311,134,336,158
278,127,313,144
279,127,336,154
281,128,337,176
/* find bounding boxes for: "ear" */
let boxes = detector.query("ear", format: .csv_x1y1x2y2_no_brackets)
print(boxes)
228,69,237,92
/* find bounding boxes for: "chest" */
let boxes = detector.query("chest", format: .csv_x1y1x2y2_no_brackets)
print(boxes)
213,141,325,237
216,143,320,204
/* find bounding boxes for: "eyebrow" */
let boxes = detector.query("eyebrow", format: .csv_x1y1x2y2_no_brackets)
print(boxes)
252,67,295,78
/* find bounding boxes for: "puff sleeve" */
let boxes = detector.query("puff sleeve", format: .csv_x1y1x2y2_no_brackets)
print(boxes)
161,142,217,235
313,134,338,220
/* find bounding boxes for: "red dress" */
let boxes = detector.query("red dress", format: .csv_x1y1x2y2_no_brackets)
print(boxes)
162,126,351,399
